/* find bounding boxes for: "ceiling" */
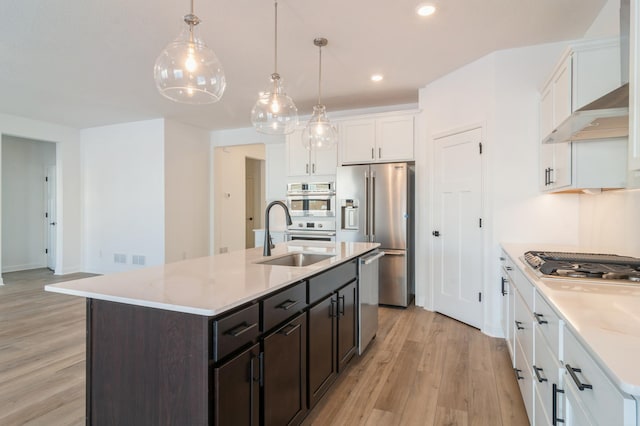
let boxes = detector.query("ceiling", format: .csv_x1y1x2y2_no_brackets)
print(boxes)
0,0,608,131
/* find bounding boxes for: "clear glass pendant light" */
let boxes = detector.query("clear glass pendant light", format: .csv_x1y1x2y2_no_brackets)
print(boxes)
154,0,226,104
303,38,337,150
251,0,298,135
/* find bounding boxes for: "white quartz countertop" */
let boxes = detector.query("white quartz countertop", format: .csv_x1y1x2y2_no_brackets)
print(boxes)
46,241,378,317
502,243,640,396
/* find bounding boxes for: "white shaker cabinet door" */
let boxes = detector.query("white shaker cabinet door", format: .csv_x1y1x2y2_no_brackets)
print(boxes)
376,115,414,161
340,118,376,164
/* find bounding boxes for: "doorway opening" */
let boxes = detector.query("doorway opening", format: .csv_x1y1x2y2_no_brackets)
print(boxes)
1,135,58,275
245,158,265,248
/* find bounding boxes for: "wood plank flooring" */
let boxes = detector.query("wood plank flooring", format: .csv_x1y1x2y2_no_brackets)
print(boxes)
0,269,528,425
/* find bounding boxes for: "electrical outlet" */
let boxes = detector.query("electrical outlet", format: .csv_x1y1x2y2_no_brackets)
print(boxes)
132,255,146,266
114,253,127,264
220,247,228,254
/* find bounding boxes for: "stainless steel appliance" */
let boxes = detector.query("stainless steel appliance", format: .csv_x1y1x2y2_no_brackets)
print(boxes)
358,250,384,354
287,219,336,242
286,182,335,217
524,251,640,283
336,163,415,307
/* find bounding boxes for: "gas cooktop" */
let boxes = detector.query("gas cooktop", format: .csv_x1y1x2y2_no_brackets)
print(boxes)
524,251,640,283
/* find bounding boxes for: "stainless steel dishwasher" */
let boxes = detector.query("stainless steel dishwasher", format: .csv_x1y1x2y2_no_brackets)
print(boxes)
358,250,384,354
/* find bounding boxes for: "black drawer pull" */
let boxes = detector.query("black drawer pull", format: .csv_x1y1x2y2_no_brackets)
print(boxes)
279,323,301,337
276,299,300,311
515,320,525,330
552,383,565,425
566,364,593,391
514,368,524,380
533,365,547,383
329,298,337,318
505,266,513,271
225,321,258,337
534,312,548,325
501,277,508,296
338,295,345,316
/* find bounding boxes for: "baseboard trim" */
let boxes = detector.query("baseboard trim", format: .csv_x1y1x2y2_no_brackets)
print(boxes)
2,263,47,273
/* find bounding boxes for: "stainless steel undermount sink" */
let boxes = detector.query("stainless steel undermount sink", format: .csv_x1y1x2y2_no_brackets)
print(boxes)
257,253,335,267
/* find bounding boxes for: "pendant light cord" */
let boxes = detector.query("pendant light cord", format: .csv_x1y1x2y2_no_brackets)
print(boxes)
317,44,322,105
274,0,278,74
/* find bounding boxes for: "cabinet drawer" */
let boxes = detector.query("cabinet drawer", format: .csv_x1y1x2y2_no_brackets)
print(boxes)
262,281,307,333
511,266,535,310
308,260,357,304
534,327,562,425
534,291,563,359
514,290,533,363
213,303,260,362
515,339,534,423
563,328,635,426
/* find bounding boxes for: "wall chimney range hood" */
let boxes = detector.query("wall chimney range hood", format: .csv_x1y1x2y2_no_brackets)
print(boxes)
543,0,630,144
543,83,629,144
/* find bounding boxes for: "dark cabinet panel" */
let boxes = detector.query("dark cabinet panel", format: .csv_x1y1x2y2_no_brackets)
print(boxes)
262,281,307,333
87,299,209,425
337,280,357,372
213,303,260,362
308,260,357,304
308,294,338,408
263,313,308,426
213,343,260,426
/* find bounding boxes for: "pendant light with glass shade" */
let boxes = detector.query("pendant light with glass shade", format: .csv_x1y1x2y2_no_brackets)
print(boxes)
251,0,298,134
303,38,337,150
154,0,226,104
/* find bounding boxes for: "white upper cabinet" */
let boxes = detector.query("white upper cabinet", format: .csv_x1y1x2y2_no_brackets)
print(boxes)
286,127,337,177
339,112,415,164
539,38,627,192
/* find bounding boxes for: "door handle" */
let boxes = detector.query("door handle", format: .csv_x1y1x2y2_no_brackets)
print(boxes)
432,230,440,237
50,222,57,226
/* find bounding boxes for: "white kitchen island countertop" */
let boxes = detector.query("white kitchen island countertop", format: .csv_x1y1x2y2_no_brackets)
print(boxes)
46,241,378,317
502,243,640,397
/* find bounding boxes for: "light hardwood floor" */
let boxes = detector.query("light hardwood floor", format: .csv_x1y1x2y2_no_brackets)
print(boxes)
0,269,528,425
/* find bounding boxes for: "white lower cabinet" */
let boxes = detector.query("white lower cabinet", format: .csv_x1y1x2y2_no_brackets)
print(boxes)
500,249,638,426
515,339,535,423
563,328,636,426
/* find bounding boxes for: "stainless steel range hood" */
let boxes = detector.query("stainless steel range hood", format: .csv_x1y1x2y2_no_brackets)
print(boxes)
543,0,630,144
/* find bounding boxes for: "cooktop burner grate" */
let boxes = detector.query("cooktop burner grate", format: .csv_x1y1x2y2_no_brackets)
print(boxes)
524,251,640,283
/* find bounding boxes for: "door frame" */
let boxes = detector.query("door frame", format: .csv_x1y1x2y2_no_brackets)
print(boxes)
428,123,487,329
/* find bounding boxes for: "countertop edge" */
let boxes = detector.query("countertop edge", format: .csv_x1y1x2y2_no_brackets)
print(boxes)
45,242,379,317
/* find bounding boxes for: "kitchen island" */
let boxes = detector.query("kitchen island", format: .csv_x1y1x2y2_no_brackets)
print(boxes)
46,241,379,425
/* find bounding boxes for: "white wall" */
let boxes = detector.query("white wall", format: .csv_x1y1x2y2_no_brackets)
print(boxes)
584,0,620,39
164,120,210,263
1,136,56,272
418,42,582,336
0,113,82,281
81,119,165,274
213,144,265,254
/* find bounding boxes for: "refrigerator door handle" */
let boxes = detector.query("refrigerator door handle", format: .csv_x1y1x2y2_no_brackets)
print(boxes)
365,171,369,238
371,172,376,241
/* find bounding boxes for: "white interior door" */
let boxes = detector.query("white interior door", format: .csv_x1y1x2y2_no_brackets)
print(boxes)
432,127,483,329
46,165,56,270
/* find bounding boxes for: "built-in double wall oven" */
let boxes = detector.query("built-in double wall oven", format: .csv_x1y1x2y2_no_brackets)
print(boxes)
286,182,335,217
286,182,336,242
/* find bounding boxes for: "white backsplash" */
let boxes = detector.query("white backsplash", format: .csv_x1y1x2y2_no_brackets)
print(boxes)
579,189,640,257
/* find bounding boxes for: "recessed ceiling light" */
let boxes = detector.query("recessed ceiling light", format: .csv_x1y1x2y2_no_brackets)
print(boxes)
416,3,436,17
371,74,384,82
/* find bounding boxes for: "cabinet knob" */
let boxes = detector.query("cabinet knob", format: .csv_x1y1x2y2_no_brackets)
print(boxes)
432,230,440,237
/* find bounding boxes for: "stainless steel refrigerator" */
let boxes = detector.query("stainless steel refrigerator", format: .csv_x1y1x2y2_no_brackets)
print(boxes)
336,163,415,307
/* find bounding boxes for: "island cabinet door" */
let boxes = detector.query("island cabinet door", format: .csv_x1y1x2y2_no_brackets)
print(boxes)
212,343,260,426
337,280,357,372
263,312,308,426
308,293,338,408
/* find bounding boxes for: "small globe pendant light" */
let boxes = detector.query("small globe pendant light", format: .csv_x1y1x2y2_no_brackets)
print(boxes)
154,0,226,104
251,0,299,135
303,38,337,151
